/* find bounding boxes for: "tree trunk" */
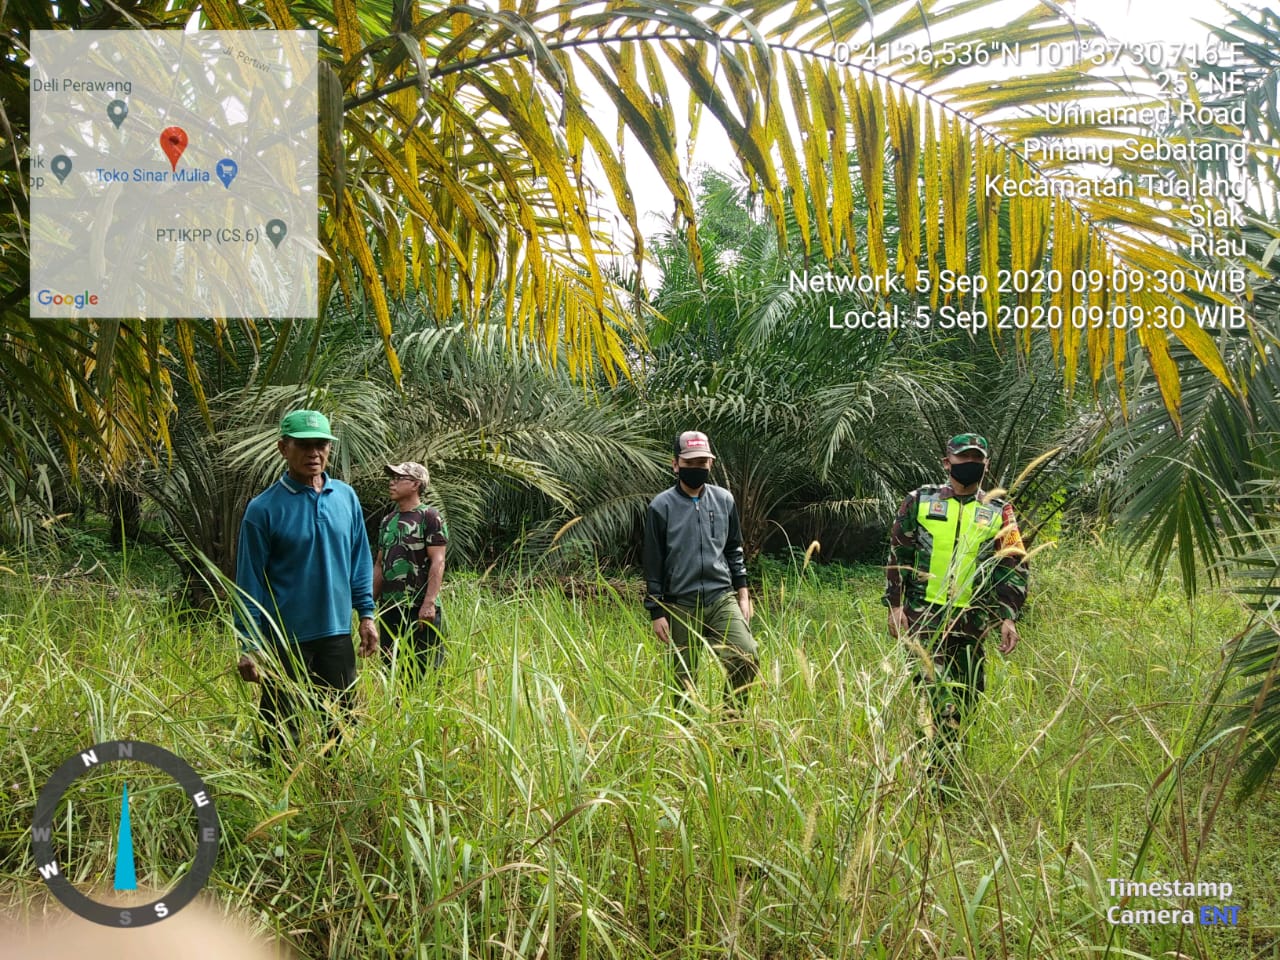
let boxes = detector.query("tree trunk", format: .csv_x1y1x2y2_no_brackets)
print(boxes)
106,481,142,549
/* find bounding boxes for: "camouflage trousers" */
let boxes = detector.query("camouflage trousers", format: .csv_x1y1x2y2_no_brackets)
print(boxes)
905,606,989,769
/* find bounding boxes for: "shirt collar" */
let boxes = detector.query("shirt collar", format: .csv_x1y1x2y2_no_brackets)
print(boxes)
940,482,983,501
279,471,332,494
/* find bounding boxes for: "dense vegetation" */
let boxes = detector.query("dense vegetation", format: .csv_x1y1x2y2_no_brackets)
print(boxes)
2,535,1274,958
4,0,1280,955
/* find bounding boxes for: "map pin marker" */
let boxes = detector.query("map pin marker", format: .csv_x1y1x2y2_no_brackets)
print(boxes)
265,219,287,248
107,100,128,129
159,126,188,172
215,158,238,188
51,154,72,184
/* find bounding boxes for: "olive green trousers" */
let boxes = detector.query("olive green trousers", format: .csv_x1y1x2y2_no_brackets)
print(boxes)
663,591,759,715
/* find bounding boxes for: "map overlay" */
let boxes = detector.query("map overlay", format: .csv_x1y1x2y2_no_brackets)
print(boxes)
30,31,318,318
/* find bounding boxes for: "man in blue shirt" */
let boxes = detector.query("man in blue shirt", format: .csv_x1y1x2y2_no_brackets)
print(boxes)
234,409,378,758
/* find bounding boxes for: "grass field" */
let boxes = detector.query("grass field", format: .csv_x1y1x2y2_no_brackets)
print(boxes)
1,538,1277,959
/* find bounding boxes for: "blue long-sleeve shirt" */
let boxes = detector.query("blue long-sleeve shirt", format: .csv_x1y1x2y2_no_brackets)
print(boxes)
234,472,375,648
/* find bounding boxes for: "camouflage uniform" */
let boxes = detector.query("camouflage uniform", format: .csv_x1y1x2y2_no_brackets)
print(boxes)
377,506,448,665
884,482,1028,775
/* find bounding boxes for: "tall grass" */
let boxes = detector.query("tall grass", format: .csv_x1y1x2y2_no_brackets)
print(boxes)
1,542,1273,959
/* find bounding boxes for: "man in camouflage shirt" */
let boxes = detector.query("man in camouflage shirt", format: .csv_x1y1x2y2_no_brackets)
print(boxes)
884,433,1029,796
374,461,449,667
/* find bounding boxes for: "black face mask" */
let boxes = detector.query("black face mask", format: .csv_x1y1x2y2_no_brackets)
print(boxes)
949,461,985,486
678,466,710,489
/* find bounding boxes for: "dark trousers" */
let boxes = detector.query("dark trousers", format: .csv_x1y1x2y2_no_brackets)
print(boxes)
379,597,445,669
907,608,987,767
258,634,357,757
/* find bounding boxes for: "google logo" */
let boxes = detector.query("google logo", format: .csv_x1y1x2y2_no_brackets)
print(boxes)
36,288,100,309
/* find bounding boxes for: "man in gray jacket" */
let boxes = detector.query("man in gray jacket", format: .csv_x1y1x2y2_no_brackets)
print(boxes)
644,430,759,717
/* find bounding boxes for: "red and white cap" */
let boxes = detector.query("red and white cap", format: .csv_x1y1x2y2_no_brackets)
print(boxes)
674,430,716,460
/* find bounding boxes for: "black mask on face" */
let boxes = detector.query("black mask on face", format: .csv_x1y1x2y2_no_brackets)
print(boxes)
678,466,710,489
949,461,985,486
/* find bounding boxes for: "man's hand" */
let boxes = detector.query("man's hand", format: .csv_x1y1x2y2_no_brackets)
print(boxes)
417,601,437,622
237,653,261,683
652,616,671,644
888,606,908,639
737,589,754,624
357,617,379,657
998,619,1020,655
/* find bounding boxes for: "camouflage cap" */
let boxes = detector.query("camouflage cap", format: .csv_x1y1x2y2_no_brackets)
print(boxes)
946,433,990,457
385,461,430,488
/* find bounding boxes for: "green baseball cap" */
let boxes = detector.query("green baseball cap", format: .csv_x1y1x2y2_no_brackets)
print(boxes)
946,433,990,456
280,409,337,441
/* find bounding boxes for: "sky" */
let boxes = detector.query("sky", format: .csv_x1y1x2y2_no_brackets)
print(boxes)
1071,0,1231,43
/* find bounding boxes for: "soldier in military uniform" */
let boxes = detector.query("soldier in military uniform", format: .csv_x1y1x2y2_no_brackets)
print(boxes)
883,433,1029,797
373,461,449,668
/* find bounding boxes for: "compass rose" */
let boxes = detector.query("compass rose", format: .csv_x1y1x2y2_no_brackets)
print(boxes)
30,740,219,927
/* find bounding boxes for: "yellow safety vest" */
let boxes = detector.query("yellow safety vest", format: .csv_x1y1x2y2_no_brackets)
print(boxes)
916,488,1005,608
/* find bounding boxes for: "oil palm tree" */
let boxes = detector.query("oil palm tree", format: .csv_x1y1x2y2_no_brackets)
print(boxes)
1094,4,1280,796
637,169,1087,557
108,308,669,595
2,0,1248,466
